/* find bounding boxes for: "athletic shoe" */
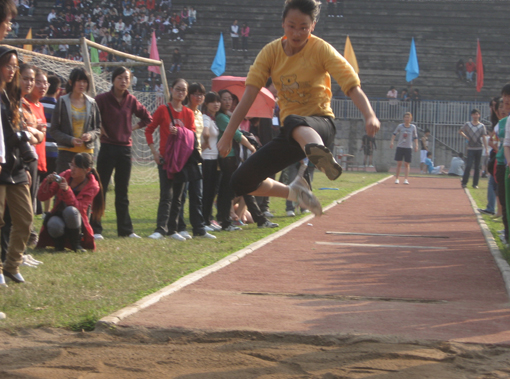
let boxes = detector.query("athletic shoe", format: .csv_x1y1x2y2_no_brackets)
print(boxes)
0,274,7,288
305,143,342,180
128,233,142,239
258,220,279,228
197,232,217,239
223,225,242,231
286,210,296,217
21,256,38,268
24,254,43,265
179,231,193,240
395,179,399,184
207,223,222,232
0,312,5,320
94,234,104,240
289,176,322,216
27,234,38,247
301,209,311,214
204,225,214,232
233,220,245,226
148,232,165,240
210,220,221,228
473,185,479,189
263,211,274,218
169,233,187,241
3,271,25,283
478,208,495,215
404,179,409,185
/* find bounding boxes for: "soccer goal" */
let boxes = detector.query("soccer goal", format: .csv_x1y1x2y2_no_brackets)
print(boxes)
3,37,170,184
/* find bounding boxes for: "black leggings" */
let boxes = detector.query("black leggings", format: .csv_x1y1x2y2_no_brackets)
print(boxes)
231,115,336,196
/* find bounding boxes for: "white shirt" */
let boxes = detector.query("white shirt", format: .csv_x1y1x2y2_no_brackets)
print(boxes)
201,114,219,160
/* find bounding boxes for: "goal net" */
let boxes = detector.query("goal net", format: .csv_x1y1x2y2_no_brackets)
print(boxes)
8,45,161,184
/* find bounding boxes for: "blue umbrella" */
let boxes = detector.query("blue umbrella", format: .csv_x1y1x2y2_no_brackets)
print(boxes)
405,38,419,82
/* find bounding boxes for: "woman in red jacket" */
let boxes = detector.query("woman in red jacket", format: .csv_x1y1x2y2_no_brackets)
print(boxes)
37,153,104,251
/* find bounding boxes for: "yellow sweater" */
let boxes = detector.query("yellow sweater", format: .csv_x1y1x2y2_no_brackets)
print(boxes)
246,35,360,123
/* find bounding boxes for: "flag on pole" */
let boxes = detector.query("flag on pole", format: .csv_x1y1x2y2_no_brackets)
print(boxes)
211,33,226,77
343,35,359,73
476,39,484,93
23,28,32,51
405,38,419,82
148,31,160,75
89,33,101,75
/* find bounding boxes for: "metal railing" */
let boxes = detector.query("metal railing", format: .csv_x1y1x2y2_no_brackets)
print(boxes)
331,98,491,125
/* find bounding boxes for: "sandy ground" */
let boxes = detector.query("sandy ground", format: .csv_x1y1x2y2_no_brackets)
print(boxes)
0,327,509,379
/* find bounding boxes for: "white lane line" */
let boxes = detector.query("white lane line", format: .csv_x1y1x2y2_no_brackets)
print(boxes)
316,242,448,250
326,231,448,239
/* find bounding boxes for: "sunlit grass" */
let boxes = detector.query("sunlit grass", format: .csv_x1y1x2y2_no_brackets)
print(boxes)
0,169,388,331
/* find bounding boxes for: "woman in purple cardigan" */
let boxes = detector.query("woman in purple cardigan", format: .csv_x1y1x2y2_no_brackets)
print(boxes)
92,66,152,240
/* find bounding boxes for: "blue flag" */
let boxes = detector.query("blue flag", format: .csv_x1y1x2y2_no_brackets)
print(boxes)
405,38,419,82
211,33,226,77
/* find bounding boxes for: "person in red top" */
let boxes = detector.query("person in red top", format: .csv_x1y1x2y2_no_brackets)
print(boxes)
145,78,195,241
465,57,476,82
37,153,104,251
92,66,152,240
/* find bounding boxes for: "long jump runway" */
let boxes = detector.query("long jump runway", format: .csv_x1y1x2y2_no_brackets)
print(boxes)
115,177,510,344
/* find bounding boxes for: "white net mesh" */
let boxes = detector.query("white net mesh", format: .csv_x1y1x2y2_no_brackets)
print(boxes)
10,46,161,184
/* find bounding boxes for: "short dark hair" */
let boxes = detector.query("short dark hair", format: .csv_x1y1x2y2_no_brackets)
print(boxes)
46,75,60,96
66,67,90,93
188,82,205,95
501,83,510,96
0,0,17,24
111,66,131,83
427,152,432,157
458,152,464,159
424,129,430,134
282,0,321,22
471,108,480,115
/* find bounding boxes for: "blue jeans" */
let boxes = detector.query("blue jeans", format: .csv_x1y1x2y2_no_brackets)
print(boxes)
485,173,497,213
462,149,482,187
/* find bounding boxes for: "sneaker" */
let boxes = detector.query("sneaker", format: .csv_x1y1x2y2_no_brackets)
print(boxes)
24,254,43,265
0,312,5,320
404,179,409,185
210,220,221,228
3,271,25,284
223,225,242,231
128,233,142,239
286,210,296,217
197,232,216,239
0,274,7,288
473,185,479,189
258,220,279,228
263,211,274,218
233,219,245,226
21,256,38,268
207,223,222,231
478,208,495,215
301,209,311,214
305,143,342,180
395,179,399,184
289,176,322,216
148,232,165,240
179,230,193,240
94,234,104,241
169,232,187,241
204,225,215,232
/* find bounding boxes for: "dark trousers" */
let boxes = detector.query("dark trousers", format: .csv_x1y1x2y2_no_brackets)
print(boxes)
155,164,186,235
231,116,335,196
92,144,133,236
243,195,267,226
202,159,220,224
462,149,483,187
217,156,237,229
232,37,239,50
496,164,508,241
178,175,206,236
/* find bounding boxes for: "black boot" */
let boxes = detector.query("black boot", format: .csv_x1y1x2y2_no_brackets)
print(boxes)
53,235,66,251
67,228,86,252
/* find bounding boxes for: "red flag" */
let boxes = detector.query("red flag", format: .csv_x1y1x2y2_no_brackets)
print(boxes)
148,31,161,75
476,39,484,92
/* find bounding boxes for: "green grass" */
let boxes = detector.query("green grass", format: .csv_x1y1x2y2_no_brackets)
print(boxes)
0,170,389,331
466,178,510,263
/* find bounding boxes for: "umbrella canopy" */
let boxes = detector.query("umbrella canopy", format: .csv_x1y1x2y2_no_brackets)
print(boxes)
211,76,276,118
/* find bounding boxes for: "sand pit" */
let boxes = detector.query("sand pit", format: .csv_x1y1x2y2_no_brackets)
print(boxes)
0,328,510,378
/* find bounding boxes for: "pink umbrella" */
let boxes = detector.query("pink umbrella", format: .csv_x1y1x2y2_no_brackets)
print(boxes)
211,76,276,118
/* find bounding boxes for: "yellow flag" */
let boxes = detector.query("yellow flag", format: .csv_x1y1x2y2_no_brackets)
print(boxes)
344,35,359,73
23,28,32,51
